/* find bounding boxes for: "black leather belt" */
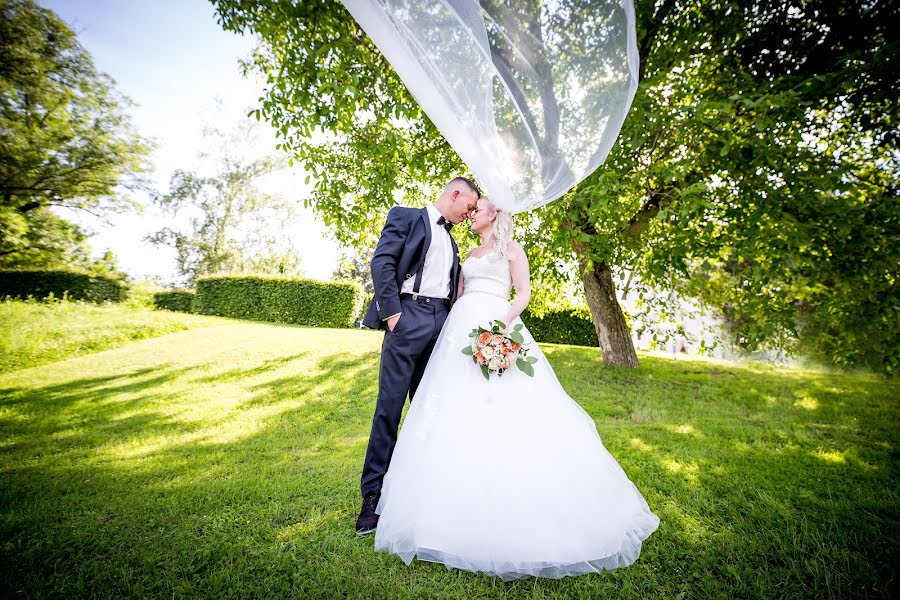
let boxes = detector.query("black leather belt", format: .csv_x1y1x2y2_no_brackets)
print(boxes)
400,292,449,304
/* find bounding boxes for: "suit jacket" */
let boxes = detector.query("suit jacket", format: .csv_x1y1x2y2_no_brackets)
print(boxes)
362,206,461,330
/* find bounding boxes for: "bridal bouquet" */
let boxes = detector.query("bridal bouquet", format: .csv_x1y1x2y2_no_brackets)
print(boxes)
462,320,538,380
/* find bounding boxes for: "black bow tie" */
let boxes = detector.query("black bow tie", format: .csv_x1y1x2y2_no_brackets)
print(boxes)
437,215,454,232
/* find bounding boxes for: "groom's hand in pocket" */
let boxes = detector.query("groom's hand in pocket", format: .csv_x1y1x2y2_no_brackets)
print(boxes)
387,313,401,332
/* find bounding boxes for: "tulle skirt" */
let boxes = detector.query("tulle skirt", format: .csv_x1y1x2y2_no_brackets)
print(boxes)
374,291,660,580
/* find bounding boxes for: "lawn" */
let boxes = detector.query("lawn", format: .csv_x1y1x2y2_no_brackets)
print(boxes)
0,303,897,598
0,295,222,374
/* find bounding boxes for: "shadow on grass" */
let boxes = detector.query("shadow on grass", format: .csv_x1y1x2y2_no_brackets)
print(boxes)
0,345,897,598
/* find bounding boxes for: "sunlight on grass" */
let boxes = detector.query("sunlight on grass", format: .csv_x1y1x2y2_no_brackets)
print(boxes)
99,398,312,462
668,423,701,437
656,499,722,547
628,437,655,453
0,297,224,373
276,508,345,543
660,457,700,485
812,449,846,464
794,394,819,410
0,314,897,598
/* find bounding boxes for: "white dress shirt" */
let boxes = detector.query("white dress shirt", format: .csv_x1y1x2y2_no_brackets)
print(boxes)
387,204,454,320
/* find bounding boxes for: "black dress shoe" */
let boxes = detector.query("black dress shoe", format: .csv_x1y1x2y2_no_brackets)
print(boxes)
355,492,380,536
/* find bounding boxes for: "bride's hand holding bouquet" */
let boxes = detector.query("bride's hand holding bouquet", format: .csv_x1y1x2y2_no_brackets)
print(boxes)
461,319,538,380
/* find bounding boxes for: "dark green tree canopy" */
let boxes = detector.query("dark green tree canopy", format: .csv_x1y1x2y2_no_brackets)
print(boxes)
0,0,152,265
213,0,898,374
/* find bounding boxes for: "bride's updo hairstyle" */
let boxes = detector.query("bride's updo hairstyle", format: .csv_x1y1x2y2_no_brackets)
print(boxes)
481,196,514,259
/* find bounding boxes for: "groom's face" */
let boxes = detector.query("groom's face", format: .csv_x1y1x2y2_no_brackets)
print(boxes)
452,189,479,223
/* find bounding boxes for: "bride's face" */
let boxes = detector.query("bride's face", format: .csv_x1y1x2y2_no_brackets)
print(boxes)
469,200,495,234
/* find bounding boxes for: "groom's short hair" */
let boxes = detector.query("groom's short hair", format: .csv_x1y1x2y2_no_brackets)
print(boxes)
449,176,482,198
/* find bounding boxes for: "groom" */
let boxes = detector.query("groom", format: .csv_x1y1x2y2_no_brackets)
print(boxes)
356,177,481,535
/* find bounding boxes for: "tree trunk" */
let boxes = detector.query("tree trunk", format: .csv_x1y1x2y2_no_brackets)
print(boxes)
579,256,640,368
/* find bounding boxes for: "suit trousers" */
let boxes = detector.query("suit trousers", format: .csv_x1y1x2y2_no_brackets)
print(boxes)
360,295,449,498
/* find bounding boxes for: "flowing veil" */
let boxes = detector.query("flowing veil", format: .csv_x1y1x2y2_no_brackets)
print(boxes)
339,0,639,214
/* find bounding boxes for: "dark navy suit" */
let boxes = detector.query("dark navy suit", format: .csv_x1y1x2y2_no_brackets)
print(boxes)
360,206,461,498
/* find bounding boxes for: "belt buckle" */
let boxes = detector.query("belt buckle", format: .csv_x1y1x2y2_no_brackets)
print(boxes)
412,292,418,300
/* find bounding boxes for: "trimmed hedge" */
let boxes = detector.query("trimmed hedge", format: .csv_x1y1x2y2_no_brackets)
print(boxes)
152,290,195,313
193,275,364,328
521,308,599,347
0,270,126,303
360,292,374,324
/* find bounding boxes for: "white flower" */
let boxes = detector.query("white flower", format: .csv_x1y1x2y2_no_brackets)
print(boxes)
481,346,495,359
488,356,502,370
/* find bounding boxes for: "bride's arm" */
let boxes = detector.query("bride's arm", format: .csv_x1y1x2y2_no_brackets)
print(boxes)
503,241,531,326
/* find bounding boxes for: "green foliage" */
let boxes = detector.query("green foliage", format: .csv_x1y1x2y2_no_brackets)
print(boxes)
332,245,374,294
0,269,125,303
193,274,363,328
521,308,599,348
0,208,92,270
146,119,300,287
557,0,900,375
152,290,195,313
360,292,374,323
212,0,462,249
121,279,167,310
0,0,151,267
213,0,898,374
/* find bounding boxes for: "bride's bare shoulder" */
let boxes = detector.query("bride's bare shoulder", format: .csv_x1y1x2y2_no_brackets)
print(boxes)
506,240,526,260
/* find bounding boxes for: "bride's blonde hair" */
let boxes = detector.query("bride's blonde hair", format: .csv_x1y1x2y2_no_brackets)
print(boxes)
480,196,514,259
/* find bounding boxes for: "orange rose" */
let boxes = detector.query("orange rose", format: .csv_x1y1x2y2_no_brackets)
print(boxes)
475,350,484,364
510,342,521,351
478,331,493,345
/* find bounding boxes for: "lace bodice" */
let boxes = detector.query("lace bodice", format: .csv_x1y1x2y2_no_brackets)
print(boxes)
461,249,511,300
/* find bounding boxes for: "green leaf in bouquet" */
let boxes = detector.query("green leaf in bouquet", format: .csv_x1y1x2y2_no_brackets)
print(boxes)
516,358,534,377
509,331,524,344
526,356,538,364
514,323,523,331
480,364,490,380
462,346,474,355
493,319,507,329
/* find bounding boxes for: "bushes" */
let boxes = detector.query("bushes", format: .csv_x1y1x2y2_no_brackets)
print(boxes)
0,268,596,340
193,275,364,328
0,270,126,303
521,308,598,347
152,290,195,313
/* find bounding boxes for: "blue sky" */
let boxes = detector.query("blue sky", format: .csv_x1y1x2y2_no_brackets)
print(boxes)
39,0,340,282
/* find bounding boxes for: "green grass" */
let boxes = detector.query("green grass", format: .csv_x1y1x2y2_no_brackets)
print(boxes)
0,302,897,598
0,295,222,373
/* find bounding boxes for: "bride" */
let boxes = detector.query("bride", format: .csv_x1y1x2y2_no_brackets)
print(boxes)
371,196,660,580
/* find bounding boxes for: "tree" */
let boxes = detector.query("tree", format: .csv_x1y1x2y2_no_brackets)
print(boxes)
0,0,152,267
333,245,374,294
212,0,898,374
146,119,302,286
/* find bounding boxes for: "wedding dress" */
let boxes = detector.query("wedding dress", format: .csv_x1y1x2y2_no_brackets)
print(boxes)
373,249,660,580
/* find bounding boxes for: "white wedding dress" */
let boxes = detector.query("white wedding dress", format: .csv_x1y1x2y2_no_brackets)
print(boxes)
373,249,660,580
